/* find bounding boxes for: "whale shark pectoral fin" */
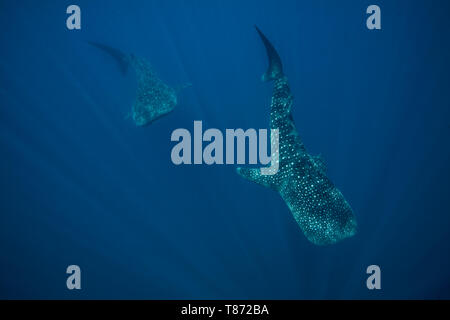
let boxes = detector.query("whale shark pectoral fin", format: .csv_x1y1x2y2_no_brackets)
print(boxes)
255,25,284,82
88,41,129,75
175,82,192,94
236,167,278,190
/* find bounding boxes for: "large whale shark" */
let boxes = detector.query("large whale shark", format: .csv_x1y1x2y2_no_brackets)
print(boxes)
88,42,190,126
237,27,357,245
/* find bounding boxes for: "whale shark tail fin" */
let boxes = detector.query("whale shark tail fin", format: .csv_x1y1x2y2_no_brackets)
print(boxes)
88,41,129,75
255,26,284,82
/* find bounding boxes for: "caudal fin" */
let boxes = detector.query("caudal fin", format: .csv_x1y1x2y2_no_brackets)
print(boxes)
88,41,129,75
255,26,284,82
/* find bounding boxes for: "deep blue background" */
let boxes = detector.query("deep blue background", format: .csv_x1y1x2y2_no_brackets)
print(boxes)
1,0,449,299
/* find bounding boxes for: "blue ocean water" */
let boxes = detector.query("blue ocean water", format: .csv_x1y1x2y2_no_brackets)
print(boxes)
1,0,449,299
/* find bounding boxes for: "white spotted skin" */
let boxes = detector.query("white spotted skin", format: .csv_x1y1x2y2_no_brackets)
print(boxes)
238,76,357,245
127,55,177,126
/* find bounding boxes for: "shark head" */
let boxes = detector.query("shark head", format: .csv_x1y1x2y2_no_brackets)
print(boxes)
309,192,358,246
278,156,357,246
132,92,177,126
289,170,357,245
132,81,178,126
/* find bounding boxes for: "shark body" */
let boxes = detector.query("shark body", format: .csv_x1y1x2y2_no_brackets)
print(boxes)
89,42,190,126
237,27,357,245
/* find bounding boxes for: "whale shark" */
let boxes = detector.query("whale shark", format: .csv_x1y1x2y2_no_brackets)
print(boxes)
237,27,357,245
88,42,190,126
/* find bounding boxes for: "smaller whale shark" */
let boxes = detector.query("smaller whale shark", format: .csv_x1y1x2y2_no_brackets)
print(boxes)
88,42,191,126
237,27,357,245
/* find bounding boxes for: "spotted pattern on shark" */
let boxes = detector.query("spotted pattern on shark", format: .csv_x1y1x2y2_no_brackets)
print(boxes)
88,42,190,126
237,27,357,245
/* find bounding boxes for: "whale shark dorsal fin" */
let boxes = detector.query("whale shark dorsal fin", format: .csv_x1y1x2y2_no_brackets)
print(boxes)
255,25,284,82
88,41,129,75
